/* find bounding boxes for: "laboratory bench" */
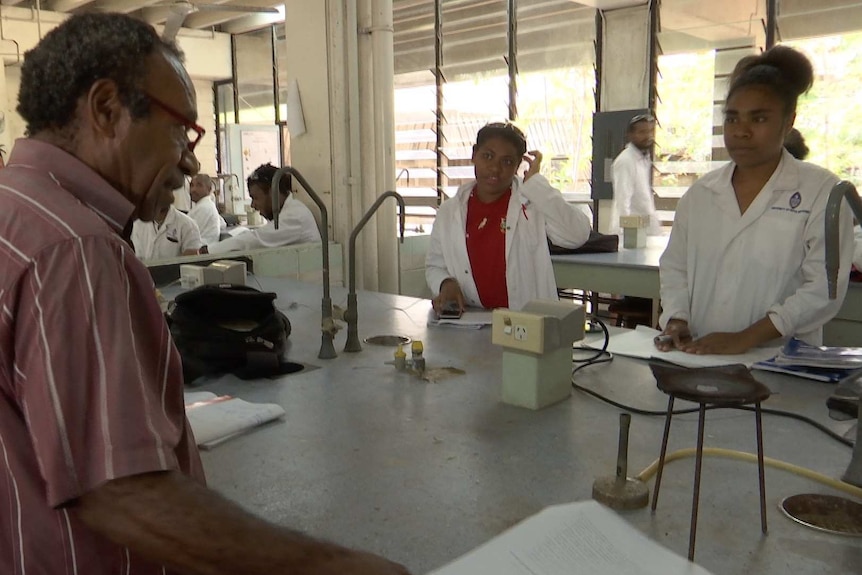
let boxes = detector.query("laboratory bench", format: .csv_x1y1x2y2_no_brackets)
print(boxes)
171,277,861,575
552,235,862,346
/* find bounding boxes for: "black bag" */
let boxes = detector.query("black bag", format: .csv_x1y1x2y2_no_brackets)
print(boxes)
548,230,619,255
167,284,292,383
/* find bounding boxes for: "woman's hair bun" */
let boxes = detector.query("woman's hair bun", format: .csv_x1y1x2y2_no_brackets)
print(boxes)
728,45,814,110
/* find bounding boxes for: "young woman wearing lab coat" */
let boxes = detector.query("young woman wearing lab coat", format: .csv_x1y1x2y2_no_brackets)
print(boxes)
657,46,854,354
425,122,592,313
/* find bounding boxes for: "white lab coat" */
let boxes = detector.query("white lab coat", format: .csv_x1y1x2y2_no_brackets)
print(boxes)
207,194,321,254
426,174,592,311
187,194,223,245
659,150,854,345
610,143,659,234
131,206,203,261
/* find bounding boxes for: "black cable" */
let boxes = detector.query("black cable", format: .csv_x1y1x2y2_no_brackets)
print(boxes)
569,317,853,447
571,362,854,448
572,316,614,366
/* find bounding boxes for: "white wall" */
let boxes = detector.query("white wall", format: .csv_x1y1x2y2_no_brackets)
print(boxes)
0,7,230,174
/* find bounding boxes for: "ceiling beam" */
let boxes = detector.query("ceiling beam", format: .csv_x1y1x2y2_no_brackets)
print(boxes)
184,11,249,29
92,0,163,15
141,5,172,24
218,7,284,35
44,0,97,11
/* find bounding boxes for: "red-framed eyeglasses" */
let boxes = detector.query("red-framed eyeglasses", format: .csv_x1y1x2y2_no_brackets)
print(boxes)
145,91,206,152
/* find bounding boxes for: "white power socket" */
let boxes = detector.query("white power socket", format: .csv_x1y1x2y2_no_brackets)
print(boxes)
492,310,552,354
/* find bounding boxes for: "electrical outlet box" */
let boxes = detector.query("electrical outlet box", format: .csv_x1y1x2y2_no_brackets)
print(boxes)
179,264,221,289
492,302,585,354
210,260,247,286
492,310,553,354
493,300,585,411
619,214,650,228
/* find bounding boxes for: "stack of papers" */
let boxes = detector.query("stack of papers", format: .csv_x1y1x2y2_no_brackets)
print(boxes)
751,339,862,382
588,326,778,368
428,500,713,575
184,391,285,449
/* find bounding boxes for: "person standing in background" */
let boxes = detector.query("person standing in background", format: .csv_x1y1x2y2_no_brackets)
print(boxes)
610,113,660,235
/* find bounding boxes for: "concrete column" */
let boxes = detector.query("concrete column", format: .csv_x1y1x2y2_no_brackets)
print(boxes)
284,0,399,293
596,4,651,233
283,0,336,245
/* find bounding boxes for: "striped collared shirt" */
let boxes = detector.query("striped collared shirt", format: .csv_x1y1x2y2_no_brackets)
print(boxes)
0,138,204,574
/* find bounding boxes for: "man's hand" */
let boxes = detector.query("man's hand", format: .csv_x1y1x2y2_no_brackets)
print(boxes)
522,150,543,181
654,319,692,352
74,470,413,575
432,278,465,315
182,248,201,256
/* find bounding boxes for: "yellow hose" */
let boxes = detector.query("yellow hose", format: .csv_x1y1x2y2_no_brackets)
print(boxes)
636,447,862,500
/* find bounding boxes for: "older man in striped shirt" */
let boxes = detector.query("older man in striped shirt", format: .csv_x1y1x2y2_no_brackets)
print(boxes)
0,13,408,575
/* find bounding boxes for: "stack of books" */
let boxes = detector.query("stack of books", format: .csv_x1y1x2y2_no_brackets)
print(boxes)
752,338,862,382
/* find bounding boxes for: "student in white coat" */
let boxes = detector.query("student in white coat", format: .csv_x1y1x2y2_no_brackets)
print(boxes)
200,163,321,255
188,173,226,245
610,114,660,235
131,202,203,261
657,46,854,354
425,122,592,313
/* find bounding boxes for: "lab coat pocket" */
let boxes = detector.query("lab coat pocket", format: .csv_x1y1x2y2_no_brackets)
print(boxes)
751,213,803,276
517,215,541,251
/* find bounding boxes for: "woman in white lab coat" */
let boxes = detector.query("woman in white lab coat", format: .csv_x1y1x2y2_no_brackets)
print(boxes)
201,163,321,255
131,204,203,261
657,46,854,353
425,122,592,312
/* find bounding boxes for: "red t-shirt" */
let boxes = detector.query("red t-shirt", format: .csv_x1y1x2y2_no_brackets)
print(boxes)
466,187,511,308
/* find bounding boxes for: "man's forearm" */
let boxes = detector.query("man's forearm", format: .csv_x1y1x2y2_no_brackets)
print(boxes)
74,470,389,575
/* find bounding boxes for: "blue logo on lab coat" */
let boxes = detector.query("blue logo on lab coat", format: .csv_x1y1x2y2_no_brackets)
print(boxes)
789,192,801,209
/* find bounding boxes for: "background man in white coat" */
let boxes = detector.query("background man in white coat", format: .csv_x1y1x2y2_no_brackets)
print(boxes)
187,173,225,244
610,114,659,235
131,200,202,260
200,162,320,255
425,122,591,313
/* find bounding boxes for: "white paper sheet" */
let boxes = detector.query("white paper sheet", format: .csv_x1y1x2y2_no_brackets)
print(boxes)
428,500,712,575
587,325,778,368
183,392,285,449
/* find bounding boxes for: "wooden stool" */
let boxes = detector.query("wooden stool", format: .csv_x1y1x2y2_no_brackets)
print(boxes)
649,363,772,560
